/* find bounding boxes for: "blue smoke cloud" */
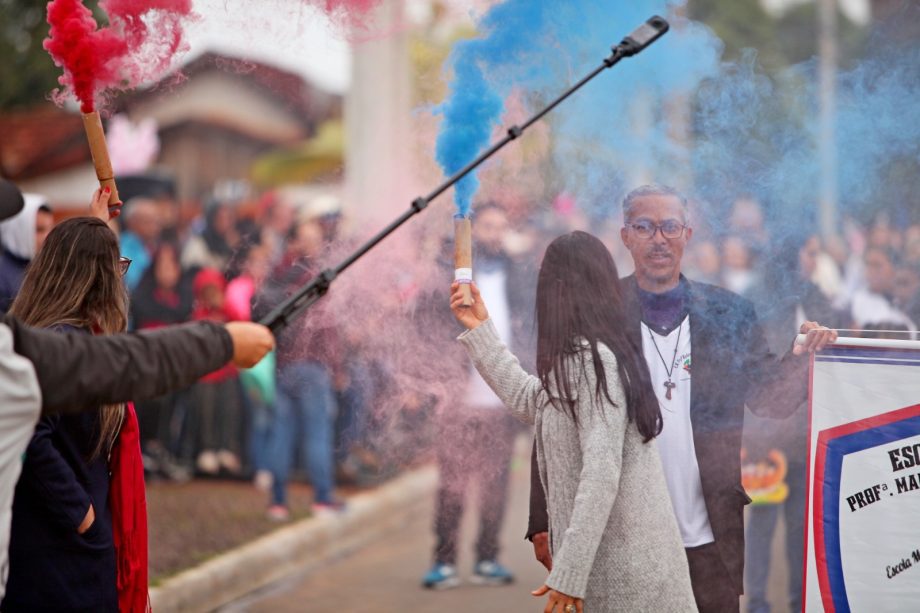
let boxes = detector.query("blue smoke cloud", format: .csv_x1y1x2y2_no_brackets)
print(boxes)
434,2,555,216
694,44,920,233
435,0,920,232
435,0,722,216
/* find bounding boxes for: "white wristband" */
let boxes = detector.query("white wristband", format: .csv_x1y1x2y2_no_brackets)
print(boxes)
455,268,472,283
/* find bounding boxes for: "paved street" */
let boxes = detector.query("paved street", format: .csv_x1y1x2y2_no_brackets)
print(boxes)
224,441,791,613
223,442,546,613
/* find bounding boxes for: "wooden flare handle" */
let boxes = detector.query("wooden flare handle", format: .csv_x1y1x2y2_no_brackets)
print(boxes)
82,112,120,206
454,215,473,307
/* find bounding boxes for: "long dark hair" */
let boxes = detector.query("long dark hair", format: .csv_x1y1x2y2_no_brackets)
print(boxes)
536,231,661,442
10,217,127,459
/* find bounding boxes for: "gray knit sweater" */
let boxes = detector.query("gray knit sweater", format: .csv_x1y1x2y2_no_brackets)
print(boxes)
459,319,697,612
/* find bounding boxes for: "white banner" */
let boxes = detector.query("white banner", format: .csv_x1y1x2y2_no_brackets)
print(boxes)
804,339,920,612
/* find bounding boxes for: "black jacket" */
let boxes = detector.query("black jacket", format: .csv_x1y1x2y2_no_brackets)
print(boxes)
742,279,848,460
4,410,119,612
527,275,809,593
3,317,234,415
129,275,194,331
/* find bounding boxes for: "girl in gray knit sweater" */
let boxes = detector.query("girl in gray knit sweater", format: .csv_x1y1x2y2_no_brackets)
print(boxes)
450,231,696,612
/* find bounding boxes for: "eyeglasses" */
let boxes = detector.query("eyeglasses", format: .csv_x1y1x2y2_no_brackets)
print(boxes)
626,219,687,240
119,257,132,276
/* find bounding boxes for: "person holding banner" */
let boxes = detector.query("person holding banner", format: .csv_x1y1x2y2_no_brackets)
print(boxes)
742,231,848,613
527,185,837,613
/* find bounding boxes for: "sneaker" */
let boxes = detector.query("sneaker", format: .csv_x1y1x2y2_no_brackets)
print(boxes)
311,500,347,518
471,560,514,586
421,563,461,590
217,450,241,474
266,505,290,522
152,446,191,483
253,470,273,491
196,450,219,475
142,452,160,477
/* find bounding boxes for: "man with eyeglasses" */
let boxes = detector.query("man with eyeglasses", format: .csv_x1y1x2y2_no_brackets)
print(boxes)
526,184,837,613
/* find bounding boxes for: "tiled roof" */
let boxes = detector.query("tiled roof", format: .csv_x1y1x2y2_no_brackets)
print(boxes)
0,105,90,181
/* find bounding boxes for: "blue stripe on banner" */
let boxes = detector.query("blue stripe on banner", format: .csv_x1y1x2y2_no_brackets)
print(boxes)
820,347,920,362
821,414,920,613
815,358,920,367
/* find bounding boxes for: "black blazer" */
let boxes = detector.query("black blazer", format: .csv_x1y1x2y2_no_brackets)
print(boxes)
527,275,809,593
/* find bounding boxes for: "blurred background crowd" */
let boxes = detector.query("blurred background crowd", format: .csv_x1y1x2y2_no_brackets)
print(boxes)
2,173,915,491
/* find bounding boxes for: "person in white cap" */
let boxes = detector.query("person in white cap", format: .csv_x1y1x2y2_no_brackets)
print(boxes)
0,192,54,312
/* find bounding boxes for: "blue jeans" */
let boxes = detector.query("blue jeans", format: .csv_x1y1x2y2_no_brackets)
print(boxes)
268,362,336,506
744,460,806,613
248,400,272,473
334,362,374,464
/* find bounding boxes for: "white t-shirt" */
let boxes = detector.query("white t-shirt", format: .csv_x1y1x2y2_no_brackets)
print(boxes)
466,266,512,408
641,316,715,548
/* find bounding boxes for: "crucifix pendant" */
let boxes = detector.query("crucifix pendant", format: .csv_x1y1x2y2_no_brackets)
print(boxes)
664,380,676,400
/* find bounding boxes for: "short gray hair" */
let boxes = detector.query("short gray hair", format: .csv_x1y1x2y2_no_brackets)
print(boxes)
622,184,689,223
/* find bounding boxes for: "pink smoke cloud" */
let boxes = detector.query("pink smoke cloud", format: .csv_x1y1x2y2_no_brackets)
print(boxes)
309,0,383,29
44,0,194,112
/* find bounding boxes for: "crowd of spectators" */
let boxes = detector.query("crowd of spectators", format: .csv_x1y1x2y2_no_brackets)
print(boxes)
679,198,920,335
0,178,400,521
1,180,915,527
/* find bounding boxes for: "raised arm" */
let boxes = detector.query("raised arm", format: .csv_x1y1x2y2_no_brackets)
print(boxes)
458,318,548,425
4,317,237,414
741,297,836,418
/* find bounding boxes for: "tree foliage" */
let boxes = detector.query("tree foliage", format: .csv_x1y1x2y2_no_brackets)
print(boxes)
688,0,867,74
0,0,102,110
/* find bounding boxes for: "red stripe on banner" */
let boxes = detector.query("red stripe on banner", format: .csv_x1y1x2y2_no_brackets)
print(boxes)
813,425,835,613
802,354,814,612
820,403,920,439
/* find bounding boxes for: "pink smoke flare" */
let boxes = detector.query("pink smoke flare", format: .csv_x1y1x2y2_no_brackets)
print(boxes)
44,0,193,113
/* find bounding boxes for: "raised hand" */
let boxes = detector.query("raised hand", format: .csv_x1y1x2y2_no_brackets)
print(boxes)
225,322,275,368
450,281,489,330
90,186,121,221
793,321,838,356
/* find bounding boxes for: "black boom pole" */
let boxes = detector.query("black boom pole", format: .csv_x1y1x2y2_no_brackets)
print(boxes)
261,15,670,333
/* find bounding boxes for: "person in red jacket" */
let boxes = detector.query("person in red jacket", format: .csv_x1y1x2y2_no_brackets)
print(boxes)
186,268,244,475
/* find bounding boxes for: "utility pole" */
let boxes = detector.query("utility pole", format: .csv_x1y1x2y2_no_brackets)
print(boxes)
818,0,838,238
344,0,412,228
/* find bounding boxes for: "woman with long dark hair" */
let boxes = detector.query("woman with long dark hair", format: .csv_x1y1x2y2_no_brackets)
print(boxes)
451,231,695,612
5,217,148,612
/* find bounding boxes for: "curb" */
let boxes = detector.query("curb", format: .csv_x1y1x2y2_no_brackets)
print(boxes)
149,465,438,612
